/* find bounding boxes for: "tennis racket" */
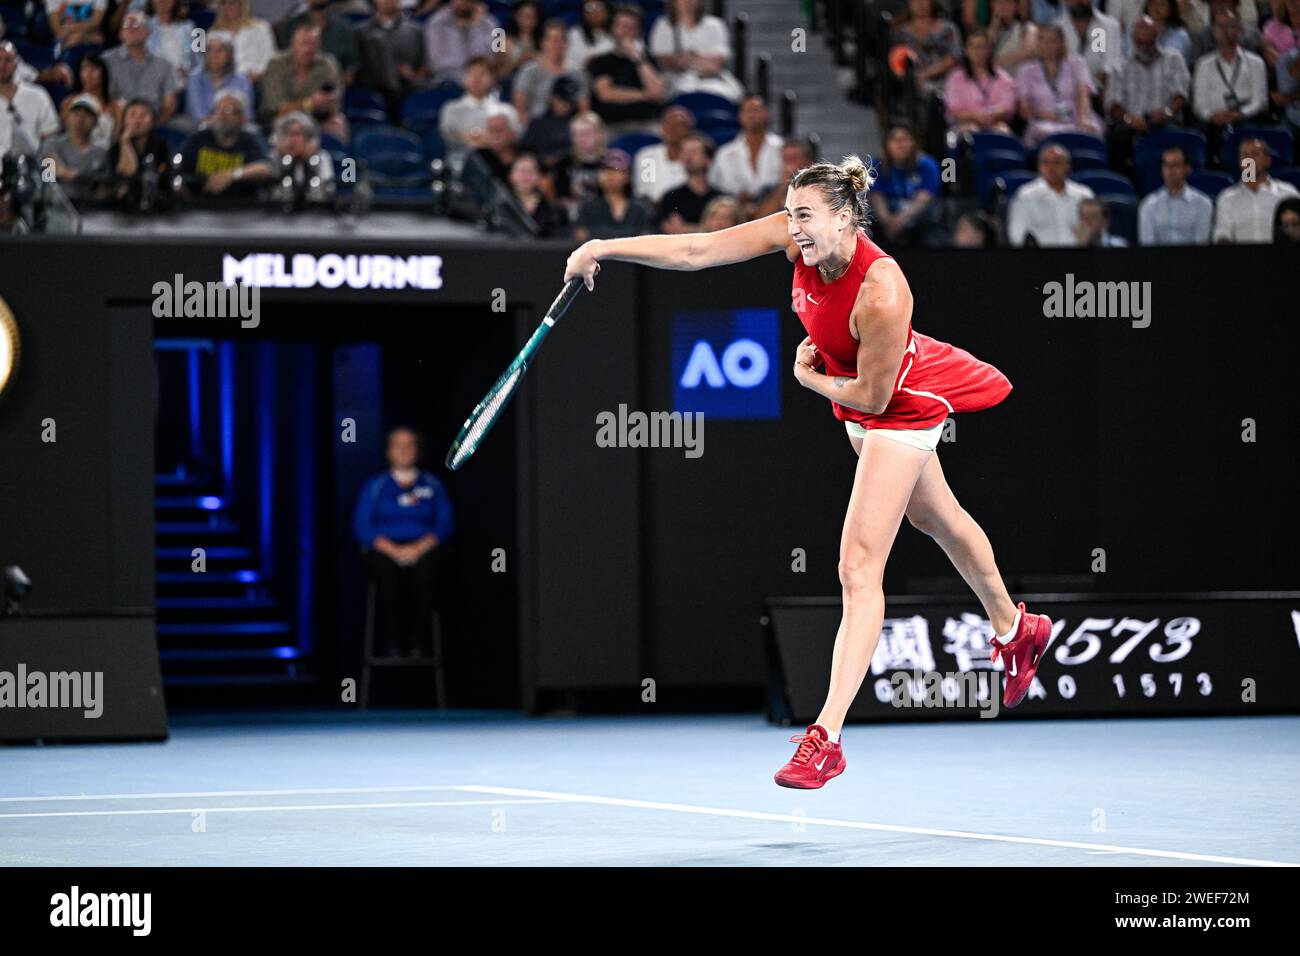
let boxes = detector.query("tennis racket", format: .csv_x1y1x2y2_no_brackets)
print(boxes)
445,276,586,470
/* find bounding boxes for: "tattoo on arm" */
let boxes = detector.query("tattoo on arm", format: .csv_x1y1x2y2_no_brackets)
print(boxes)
831,377,852,389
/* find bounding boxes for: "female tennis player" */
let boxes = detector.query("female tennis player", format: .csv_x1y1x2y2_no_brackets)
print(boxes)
563,155,1053,789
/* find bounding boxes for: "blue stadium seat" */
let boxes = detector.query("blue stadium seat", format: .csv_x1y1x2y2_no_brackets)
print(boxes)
611,132,661,156
969,131,1024,161
708,125,740,146
669,91,736,125
977,149,1028,207
1102,195,1138,243
158,126,189,155
1134,127,1207,169
1040,131,1107,157
992,169,1036,207
353,127,424,163
320,132,347,155
400,86,463,131
421,127,445,161
0,5,30,39
1135,164,1165,196
1067,149,1109,171
1188,170,1235,199
1271,165,1300,192
1074,169,1136,199
344,89,388,128
1221,126,1295,168
15,40,54,71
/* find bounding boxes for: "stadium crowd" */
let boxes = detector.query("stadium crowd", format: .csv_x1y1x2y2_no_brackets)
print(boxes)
1,0,1297,243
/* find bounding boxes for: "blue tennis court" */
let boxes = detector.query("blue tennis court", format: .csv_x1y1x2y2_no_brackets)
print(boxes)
3,711,1296,867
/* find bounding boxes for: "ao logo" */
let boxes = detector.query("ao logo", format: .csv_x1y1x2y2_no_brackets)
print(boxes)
679,338,770,389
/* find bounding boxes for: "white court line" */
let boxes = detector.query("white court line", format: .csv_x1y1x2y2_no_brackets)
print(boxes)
0,785,467,804
0,798,561,820
456,785,1300,868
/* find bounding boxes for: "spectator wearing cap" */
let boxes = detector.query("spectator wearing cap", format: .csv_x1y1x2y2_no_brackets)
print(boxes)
67,53,120,149
520,74,581,171
439,56,520,154
587,4,667,134
708,94,783,213
1214,136,1300,241
259,22,347,142
513,19,591,121
574,146,654,240
507,152,565,237
657,131,720,232
355,0,429,112
105,97,170,204
649,0,745,102
1076,197,1129,245
0,41,60,158
632,104,693,203
187,32,255,124
1138,144,1214,243
426,0,502,86
105,11,182,123
1105,15,1189,174
1007,143,1096,245
286,0,360,86
752,136,814,219
551,109,607,208
473,111,522,182
177,89,274,194
567,0,616,72
1191,9,1267,144
212,0,278,83
39,94,108,198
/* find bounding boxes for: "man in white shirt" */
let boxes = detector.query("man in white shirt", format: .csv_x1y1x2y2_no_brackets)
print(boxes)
1214,137,1300,242
0,42,60,158
1007,144,1096,246
438,55,519,156
1139,145,1214,244
1060,1,1123,87
632,104,692,202
1192,10,1267,133
708,94,783,211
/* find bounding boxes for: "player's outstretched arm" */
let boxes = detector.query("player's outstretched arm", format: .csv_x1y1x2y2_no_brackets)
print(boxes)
563,212,796,290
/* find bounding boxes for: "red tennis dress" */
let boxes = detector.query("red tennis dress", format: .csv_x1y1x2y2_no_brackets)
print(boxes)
791,230,1011,430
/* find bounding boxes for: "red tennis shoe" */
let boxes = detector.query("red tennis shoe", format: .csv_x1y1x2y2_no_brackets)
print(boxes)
989,602,1054,708
773,725,845,789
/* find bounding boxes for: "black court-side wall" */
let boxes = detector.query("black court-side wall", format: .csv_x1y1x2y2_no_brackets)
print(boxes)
0,238,1293,704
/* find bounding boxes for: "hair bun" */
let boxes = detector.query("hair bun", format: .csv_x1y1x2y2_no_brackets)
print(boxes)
839,154,876,193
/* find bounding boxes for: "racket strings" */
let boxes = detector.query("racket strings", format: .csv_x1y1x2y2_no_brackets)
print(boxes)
450,365,524,467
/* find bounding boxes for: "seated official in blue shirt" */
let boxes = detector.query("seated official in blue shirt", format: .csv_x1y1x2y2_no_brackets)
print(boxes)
867,124,944,248
354,427,454,658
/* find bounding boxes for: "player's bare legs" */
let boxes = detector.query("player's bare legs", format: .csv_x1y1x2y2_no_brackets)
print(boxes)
904,452,1018,636
812,433,932,735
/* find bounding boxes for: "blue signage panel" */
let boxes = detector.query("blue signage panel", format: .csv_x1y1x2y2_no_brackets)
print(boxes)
671,308,781,420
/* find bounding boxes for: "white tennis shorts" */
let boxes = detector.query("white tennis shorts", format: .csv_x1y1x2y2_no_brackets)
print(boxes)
845,419,946,452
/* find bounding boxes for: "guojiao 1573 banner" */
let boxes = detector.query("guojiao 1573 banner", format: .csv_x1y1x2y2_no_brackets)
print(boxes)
763,594,1300,723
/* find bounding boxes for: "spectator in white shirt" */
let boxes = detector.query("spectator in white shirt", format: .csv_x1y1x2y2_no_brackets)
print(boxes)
1192,10,1267,136
0,41,60,158
632,104,693,202
566,0,615,72
212,0,278,82
1214,136,1300,241
1138,145,1215,243
1060,0,1123,86
439,56,520,156
648,0,744,102
1105,16,1190,172
1007,143,1096,245
707,94,783,212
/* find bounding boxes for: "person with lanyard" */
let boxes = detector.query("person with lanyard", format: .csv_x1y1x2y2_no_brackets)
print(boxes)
1191,8,1267,163
944,27,1018,134
1016,23,1103,146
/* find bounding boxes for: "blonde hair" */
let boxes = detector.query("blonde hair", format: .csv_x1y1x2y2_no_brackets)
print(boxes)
214,0,254,31
788,153,877,229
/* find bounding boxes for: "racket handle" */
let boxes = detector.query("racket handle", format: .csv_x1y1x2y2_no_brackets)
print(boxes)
543,276,586,326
